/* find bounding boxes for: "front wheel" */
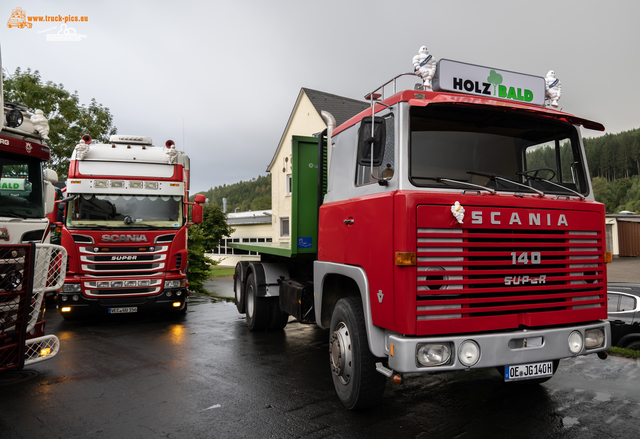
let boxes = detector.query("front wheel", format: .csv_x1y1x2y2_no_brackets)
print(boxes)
329,297,385,410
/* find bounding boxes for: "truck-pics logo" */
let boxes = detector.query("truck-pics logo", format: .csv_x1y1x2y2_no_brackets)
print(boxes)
102,234,148,243
6,7,31,28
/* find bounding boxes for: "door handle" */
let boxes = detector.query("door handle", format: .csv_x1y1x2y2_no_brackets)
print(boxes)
343,219,354,225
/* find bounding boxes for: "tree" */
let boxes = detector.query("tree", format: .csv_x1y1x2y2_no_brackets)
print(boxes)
187,203,234,294
2,67,117,178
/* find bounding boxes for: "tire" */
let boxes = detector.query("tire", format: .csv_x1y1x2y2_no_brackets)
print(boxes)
245,273,270,331
496,359,560,385
329,297,386,410
268,298,289,330
234,262,249,314
624,340,640,351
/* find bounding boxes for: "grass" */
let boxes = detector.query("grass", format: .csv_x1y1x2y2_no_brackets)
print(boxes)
608,346,640,359
208,265,235,278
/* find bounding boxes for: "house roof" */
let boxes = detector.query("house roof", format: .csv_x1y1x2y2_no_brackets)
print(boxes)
301,88,370,127
266,88,369,172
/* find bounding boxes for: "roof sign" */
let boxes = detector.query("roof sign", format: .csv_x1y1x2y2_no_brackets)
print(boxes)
433,59,547,106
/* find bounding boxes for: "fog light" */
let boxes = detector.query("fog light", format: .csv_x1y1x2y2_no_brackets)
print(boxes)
61,307,71,312
166,291,173,297
459,340,480,367
568,331,583,354
176,291,182,296
72,295,79,301
172,302,181,308
585,328,605,349
417,343,451,366
61,295,68,302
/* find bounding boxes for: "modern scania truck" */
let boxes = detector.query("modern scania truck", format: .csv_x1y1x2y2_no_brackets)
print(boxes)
1,53,66,371
231,55,611,409
56,135,204,319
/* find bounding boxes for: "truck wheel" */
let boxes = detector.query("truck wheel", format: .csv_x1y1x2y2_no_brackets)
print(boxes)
268,298,289,330
245,273,269,331
234,262,249,314
496,359,560,384
329,297,385,409
624,341,640,351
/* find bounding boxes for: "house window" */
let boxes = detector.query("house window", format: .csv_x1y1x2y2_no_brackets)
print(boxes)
286,173,292,195
280,217,290,238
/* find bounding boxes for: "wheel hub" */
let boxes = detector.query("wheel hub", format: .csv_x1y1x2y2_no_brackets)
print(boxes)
330,322,352,385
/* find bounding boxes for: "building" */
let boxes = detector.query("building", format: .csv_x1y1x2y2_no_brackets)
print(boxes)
209,88,369,267
606,212,640,257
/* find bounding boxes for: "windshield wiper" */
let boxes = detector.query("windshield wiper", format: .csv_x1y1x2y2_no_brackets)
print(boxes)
517,172,586,201
467,171,545,198
415,176,496,195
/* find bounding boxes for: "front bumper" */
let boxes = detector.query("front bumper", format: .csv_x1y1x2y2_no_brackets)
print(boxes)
57,288,188,316
386,321,611,373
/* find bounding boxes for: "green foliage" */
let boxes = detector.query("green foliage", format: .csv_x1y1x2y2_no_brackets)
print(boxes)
187,203,234,294
2,67,117,178
195,174,271,213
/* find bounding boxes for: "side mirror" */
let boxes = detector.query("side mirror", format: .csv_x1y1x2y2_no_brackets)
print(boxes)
44,168,58,184
43,181,55,215
357,116,386,167
191,194,205,224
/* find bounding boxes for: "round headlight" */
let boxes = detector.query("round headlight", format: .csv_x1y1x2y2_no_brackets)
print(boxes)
568,331,583,354
166,290,173,297
585,328,605,349
417,343,451,367
459,340,480,367
72,295,79,301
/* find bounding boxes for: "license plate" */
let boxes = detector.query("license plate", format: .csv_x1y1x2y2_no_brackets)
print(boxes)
108,307,138,314
504,361,553,381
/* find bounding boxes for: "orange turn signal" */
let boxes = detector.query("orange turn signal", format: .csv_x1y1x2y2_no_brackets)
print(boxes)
395,251,416,266
604,252,612,264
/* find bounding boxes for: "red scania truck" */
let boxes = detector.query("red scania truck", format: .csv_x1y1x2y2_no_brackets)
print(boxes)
56,135,204,319
232,57,611,409
1,56,66,371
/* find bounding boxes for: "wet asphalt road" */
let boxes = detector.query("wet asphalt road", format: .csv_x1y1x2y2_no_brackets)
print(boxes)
1,295,640,439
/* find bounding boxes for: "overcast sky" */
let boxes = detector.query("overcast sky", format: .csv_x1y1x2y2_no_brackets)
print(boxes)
2,0,639,194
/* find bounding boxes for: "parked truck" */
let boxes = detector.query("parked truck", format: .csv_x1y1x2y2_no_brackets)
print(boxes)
231,55,611,409
56,134,204,319
1,51,66,371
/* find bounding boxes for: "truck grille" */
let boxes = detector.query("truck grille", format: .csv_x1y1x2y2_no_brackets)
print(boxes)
415,206,606,335
80,246,167,275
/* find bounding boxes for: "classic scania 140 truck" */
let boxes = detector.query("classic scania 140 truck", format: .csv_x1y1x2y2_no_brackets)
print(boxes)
232,53,610,409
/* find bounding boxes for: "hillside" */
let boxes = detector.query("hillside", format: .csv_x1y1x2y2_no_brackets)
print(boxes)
196,174,271,213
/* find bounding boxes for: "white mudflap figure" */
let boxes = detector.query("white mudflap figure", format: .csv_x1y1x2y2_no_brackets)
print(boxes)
412,46,437,91
451,201,465,224
545,70,562,108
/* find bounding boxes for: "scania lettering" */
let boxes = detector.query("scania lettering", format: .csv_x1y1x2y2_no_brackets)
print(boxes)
0,47,66,372
102,234,148,243
56,134,204,318
230,47,611,409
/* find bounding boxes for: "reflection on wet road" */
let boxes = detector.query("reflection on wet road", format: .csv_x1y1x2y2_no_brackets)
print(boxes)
1,295,639,438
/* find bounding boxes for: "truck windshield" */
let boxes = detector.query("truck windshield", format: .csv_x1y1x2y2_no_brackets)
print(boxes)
65,194,183,229
409,105,589,196
0,153,45,218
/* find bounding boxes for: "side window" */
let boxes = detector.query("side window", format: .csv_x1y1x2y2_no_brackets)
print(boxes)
607,293,620,313
619,295,636,312
286,174,292,196
355,115,395,186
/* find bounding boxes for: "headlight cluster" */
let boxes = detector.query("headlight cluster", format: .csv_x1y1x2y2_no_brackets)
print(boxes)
416,340,481,368
62,283,81,293
165,279,186,289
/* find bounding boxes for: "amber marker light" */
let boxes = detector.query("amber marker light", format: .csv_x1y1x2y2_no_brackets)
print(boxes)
40,347,51,357
604,252,612,264
61,307,71,312
172,302,181,308
395,251,416,266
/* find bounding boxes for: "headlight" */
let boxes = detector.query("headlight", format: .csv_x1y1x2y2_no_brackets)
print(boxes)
62,283,81,293
165,279,185,289
417,343,451,366
458,340,480,367
585,328,605,349
568,331,583,354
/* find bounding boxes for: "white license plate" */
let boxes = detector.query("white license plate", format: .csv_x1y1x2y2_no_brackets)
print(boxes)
504,361,553,381
108,307,138,314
